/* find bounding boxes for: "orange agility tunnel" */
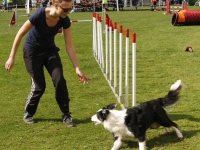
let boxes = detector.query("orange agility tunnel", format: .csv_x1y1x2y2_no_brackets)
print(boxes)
171,10,200,26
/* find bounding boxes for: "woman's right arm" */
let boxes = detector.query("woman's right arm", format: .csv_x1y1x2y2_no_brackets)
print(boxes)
5,20,33,72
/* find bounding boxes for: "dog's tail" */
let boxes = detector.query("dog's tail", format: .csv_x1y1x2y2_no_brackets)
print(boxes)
159,80,182,108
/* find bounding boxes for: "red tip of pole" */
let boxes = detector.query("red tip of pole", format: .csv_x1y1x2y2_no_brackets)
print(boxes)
106,14,110,20
92,12,96,17
109,20,112,27
132,33,136,43
119,25,122,33
106,18,109,25
114,22,117,29
126,29,129,37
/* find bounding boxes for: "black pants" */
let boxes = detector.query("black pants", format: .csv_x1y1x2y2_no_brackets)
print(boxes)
23,48,70,117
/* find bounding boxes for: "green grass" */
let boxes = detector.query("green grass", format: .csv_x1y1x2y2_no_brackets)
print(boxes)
1,6,200,149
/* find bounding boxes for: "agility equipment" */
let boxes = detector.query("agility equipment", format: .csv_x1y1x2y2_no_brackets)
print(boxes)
9,8,31,26
93,12,136,107
9,3,32,27
9,9,17,26
164,0,188,14
71,20,92,22
171,10,200,26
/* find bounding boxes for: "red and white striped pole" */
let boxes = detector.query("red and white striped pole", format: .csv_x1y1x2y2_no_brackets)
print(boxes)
132,33,136,106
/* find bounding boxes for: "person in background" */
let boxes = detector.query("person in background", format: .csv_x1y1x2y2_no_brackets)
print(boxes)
29,0,32,10
151,0,158,11
5,0,88,127
174,0,179,4
7,0,12,12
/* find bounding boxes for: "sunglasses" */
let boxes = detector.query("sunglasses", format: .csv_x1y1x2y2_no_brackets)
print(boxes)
59,5,72,12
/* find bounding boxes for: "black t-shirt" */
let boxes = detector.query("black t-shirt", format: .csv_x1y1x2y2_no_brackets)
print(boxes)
24,7,71,51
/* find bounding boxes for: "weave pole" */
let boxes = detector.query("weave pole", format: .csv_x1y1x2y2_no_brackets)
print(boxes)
125,29,129,107
114,22,117,94
109,19,112,84
105,17,109,77
92,12,97,57
119,25,123,104
132,33,136,106
71,20,92,22
92,12,137,108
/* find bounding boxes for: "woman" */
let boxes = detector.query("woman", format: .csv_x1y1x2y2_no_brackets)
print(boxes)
5,0,88,127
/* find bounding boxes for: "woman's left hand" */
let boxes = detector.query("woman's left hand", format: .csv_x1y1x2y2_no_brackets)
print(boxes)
76,67,88,84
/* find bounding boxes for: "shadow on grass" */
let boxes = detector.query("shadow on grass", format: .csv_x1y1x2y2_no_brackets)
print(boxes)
34,117,92,124
116,113,200,150
121,129,199,150
169,113,200,122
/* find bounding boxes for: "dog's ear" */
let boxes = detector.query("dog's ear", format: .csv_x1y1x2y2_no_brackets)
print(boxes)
106,103,116,110
102,109,107,114
98,108,110,121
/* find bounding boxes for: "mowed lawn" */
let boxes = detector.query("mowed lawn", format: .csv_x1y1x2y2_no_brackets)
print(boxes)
1,6,200,150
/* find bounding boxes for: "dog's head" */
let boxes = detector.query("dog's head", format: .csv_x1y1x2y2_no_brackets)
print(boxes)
91,103,116,125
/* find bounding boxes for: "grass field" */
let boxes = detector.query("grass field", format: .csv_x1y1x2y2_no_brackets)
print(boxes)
1,6,200,150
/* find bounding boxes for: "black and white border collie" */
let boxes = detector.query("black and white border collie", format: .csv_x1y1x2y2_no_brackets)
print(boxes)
91,80,183,150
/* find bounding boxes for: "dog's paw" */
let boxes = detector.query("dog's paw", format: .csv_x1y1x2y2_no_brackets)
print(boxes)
177,137,184,141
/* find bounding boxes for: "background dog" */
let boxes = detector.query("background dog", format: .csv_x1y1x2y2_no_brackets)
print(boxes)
91,80,183,150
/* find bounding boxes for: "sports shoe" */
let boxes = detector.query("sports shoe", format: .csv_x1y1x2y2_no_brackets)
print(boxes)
62,114,76,127
23,113,35,124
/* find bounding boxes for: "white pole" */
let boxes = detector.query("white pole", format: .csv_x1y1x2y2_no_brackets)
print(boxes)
109,20,112,84
130,0,133,10
132,33,136,106
99,16,104,70
125,28,129,107
113,22,117,94
26,0,30,14
97,15,100,63
92,12,97,56
119,25,123,103
105,17,108,79
116,0,119,11
71,20,93,22
124,0,127,7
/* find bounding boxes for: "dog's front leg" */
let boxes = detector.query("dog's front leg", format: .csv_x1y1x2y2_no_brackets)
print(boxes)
138,141,146,150
138,136,146,150
111,135,122,150
173,126,183,139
